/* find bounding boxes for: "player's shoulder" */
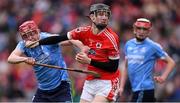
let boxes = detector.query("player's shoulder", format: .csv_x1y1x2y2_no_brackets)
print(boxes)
124,38,136,49
17,40,24,46
104,27,119,40
126,38,136,44
40,32,48,37
40,32,56,39
74,25,91,32
145,38,161,47
105,27,118,35
145,38,163,49
16,40,25,50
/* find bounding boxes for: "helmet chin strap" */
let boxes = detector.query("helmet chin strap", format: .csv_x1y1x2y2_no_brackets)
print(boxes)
93,22,107,30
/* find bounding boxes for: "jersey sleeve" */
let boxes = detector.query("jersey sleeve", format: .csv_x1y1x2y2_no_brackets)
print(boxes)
40,32,58,39
16,41,25,53
153,43,168,59
67,27,83,40
108,48,120,60
124,43,128,59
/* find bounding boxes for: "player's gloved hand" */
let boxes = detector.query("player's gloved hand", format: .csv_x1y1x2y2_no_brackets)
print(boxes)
25,40,39,48
24,57,35,65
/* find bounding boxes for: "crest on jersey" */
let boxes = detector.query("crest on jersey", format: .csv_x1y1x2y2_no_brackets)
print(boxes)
75,28,81,33
88,49,96,55
75,27,89,33
96,42,102,48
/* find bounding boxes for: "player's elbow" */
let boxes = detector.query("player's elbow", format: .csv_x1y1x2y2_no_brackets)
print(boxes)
7,55,16,64
7,56,13,64
170,58,176,68
167,56,176,68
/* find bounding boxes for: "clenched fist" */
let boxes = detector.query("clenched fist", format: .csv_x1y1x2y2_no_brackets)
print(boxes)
75,52,91,64
24,57,35,65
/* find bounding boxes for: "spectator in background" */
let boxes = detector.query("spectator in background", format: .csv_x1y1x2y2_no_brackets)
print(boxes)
119,18,175,102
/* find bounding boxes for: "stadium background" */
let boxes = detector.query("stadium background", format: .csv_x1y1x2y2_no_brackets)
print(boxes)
0,0,179,102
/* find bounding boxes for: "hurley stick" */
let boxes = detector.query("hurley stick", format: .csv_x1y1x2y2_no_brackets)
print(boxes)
34,62,101,78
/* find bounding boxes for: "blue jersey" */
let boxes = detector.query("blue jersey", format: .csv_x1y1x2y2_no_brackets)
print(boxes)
16,32,69,90
124,38,167,92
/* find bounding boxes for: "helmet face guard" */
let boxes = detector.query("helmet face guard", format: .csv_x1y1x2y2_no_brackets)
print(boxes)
90,3,111,30
133,18,152,42
19,20,39,40
90,3,111,18
134,18,152,29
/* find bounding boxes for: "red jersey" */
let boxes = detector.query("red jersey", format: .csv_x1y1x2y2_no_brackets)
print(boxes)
68,26,120,80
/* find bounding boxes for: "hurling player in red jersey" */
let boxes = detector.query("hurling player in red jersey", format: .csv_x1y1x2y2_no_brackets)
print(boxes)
26,3,120,102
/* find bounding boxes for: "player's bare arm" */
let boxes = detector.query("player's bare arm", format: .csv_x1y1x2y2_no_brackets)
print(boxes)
119,59,128,96
8,48,27,64
154,55,175,83
7,48,35,64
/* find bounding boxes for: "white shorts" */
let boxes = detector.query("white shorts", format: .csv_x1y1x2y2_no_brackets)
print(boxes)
80,77,119,102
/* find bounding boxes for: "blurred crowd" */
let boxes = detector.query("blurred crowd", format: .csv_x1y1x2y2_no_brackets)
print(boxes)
0,0,179,102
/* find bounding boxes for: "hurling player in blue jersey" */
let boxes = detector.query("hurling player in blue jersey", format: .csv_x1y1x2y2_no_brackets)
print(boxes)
7,20,76,102
119,18,175,102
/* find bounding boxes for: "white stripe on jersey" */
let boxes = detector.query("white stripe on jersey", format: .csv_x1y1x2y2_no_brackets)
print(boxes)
104,29,119,52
